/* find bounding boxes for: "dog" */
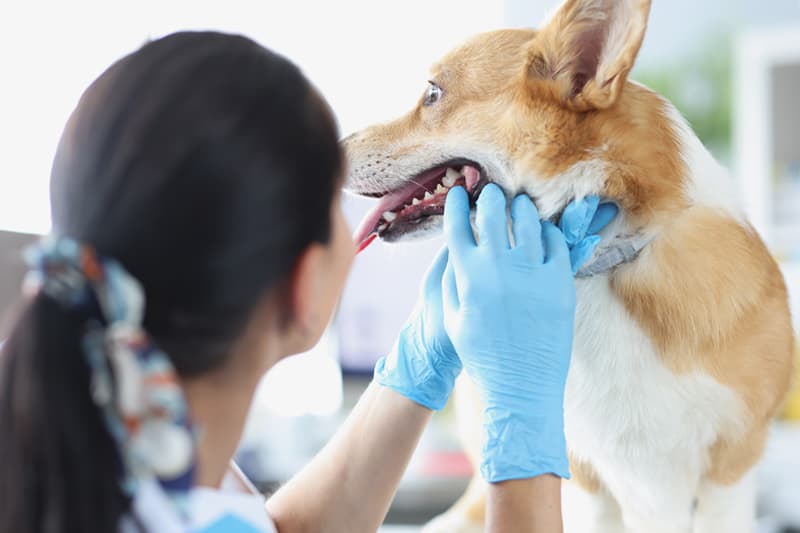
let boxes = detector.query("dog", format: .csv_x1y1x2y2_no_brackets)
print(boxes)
343,0,795,531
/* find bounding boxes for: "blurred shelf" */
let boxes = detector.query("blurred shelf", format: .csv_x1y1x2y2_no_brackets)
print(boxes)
735,25,800,256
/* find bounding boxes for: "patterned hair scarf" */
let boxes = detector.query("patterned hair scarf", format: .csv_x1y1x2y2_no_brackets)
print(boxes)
24,235,197,517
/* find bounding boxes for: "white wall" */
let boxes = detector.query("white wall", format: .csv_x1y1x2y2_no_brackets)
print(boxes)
0,0,503,235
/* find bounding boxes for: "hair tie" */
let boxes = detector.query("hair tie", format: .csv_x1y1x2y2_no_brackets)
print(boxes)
25,235,197,516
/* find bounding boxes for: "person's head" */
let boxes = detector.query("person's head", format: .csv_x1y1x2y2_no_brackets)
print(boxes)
0,31,353,533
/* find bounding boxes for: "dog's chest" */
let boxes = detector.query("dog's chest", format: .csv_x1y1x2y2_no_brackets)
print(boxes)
564,276,744,482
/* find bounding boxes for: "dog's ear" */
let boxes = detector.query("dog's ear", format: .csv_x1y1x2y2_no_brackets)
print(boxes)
529,0,651,111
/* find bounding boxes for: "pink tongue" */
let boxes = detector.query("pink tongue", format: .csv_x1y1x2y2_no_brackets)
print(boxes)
353,164,483,253
352,189,407,253
463,165,480,191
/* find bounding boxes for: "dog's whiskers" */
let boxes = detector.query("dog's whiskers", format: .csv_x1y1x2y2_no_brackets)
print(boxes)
406,178,434,195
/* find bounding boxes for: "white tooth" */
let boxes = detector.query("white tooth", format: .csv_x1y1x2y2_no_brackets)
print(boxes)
443,168,459,187
382,211,397,222
424,191,433,200
459,166,467,175
435,184,447,194
378,224,388,232
412,198,420,205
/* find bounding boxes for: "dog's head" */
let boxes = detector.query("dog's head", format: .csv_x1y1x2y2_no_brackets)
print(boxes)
346,0,690,249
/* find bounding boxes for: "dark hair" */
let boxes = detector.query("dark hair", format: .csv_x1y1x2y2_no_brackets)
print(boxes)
0,31,341,533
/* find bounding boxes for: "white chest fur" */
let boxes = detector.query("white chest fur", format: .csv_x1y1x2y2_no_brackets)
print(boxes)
564,274,746,519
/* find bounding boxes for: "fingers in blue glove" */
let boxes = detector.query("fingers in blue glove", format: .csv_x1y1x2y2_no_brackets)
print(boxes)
442,260,459,316
559,196,618,244
542,221,570,269
559,196,599,246
559,196,619,273
511,194,543,264
422,247,449,299
569,235,601,274
444,187,476,264
475,183,509,252
589,202,619,234
375,245,460,412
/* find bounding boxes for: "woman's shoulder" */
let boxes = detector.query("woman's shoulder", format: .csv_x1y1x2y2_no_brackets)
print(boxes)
121,479,277,533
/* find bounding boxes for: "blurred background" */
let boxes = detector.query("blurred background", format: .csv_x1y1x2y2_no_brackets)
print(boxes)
1,1,799,531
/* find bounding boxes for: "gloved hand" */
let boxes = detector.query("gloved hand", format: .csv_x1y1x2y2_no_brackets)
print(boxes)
441,184,577,482
374,191,615,412
374,248,461,410
559,196,618,273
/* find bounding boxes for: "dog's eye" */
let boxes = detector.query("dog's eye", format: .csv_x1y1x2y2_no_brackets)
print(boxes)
423,82,443,107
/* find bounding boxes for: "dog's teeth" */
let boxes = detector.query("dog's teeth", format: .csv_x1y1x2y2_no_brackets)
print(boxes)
459,166,468,175
435,184,447,194
382,211,397,222
424,191,433,200
443,168,459,187
378,224,388,232
412,198,420,205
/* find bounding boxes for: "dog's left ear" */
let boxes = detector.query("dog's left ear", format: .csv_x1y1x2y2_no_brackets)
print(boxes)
529,0,652,111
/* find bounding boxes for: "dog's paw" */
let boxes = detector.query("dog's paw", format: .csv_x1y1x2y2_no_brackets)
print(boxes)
421,512,483,533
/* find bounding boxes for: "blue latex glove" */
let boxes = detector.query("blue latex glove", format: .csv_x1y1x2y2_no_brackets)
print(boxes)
374,248,461,410
374,192,614,412
560,196,618,273
442,184,577,482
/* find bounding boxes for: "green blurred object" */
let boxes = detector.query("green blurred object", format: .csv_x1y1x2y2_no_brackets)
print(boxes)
634,33,733,162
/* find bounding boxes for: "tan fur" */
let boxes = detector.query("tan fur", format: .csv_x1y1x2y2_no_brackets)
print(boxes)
569,454,603,494
615,209,794,482
707,423,771,485
532,0,651,110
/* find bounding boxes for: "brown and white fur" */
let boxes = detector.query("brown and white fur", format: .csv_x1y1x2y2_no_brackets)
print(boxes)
343,0,795,531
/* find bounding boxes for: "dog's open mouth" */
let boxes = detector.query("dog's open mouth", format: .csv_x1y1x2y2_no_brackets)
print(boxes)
353,160,490,252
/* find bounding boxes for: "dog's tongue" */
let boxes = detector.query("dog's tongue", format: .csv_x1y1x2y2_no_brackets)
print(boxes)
463,166,480,191
353,165,482,253
356,233,377,254
352,188,408,253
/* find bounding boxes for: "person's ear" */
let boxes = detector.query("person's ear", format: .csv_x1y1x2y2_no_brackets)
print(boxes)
528,0,652,111
289,243,327,340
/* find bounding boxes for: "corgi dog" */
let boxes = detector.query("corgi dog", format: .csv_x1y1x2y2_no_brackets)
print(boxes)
343,0,795,531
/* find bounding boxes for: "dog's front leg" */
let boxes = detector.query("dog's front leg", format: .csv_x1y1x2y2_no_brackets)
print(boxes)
563,459,626,533
617,481,696,533
692,470,757,533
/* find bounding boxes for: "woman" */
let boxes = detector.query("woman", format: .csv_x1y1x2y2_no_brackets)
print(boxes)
0,32,612,533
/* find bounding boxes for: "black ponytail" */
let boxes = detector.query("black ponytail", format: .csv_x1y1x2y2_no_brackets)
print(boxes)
0,294,128,533
0,31,341,533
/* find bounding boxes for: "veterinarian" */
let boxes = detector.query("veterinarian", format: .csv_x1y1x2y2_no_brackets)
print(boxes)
0,32,615,533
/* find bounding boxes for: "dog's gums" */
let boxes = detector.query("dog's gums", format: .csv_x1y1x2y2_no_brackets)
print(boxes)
353,162,488,252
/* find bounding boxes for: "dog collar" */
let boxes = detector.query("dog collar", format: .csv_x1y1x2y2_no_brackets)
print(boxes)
575,232,654,278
